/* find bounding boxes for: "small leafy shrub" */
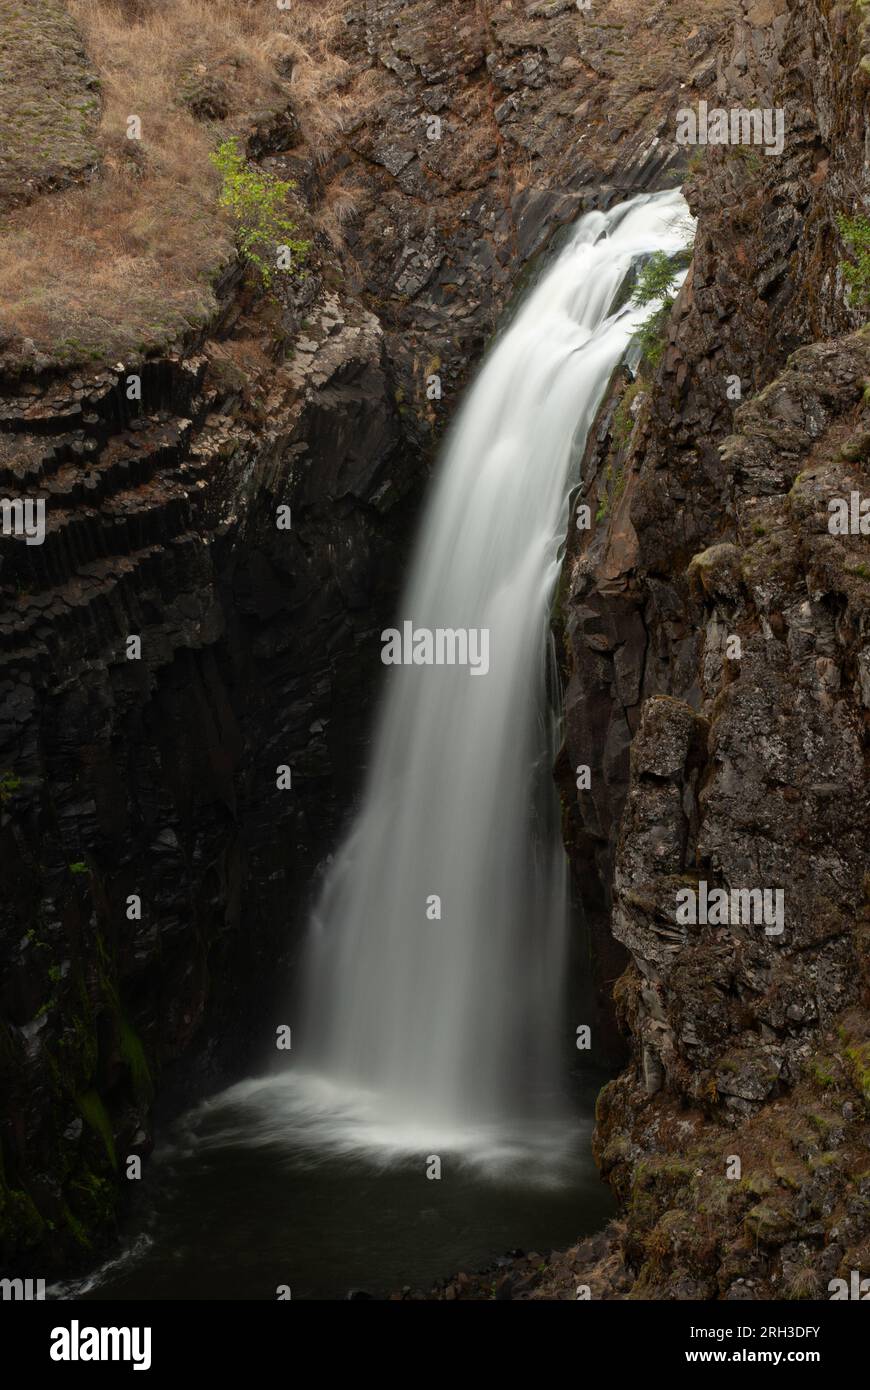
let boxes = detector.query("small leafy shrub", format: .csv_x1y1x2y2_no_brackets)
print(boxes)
209,137,308,290
612,377,644,446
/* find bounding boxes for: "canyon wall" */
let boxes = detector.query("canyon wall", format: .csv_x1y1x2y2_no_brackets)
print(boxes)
553,0,870,1299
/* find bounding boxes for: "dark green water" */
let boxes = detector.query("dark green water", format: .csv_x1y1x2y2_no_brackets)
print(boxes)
57,1066,612,1301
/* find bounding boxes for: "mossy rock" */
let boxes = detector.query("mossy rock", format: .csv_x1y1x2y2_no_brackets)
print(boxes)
807,1109,847,1142
839,430,870,463
807,1055,840,1090
76,1090,117,1169
119,1019,153,1103
742,1172,775,1199
600,1134,632,1171
744,1201,797,1246
687,543,744,604
808,1150,846,1173
628,1157,698,1230
179,68,231,122
773,1163,806,1192
844,1040,870,1104
0,1180,45,1256
0,0,101,212
67,1170,117,1238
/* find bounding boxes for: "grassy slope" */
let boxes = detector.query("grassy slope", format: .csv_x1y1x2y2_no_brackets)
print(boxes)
0,0,353,373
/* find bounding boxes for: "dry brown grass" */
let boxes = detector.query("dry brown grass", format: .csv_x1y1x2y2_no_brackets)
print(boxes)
0,0,364,371
313,170,367,251
282,9,393,166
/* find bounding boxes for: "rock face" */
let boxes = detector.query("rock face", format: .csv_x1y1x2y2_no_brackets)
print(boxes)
296,0,741,447
0,279,414,1265
556,0,870,1298
0,0,731,1268
0,0,866,1296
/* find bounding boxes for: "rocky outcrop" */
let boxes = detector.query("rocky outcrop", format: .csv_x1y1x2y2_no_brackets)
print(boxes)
290,0,741,449
555,0,870,1298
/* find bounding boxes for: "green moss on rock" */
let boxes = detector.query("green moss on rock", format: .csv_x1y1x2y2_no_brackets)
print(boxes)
119,1019,154,1103
76,1090,117,1170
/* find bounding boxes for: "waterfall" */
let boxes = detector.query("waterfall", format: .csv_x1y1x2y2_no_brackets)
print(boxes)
291,189,691,1152
194,189,690,1177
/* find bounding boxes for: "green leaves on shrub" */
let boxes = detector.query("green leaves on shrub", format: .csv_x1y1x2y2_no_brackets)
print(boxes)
209,138,308,290
630,247,692,369
632,249,688,309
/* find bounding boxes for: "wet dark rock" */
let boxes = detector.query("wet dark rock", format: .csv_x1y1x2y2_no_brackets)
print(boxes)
0,277,418,1267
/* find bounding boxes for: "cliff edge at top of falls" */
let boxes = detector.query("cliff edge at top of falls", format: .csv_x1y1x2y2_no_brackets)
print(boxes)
0,0,738,1269
411,0,870,1302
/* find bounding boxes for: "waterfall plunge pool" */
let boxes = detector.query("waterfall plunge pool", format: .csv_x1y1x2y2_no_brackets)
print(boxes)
57,1065,613,1300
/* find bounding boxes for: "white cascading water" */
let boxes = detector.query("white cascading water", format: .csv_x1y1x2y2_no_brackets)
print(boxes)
190,189,691,1177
